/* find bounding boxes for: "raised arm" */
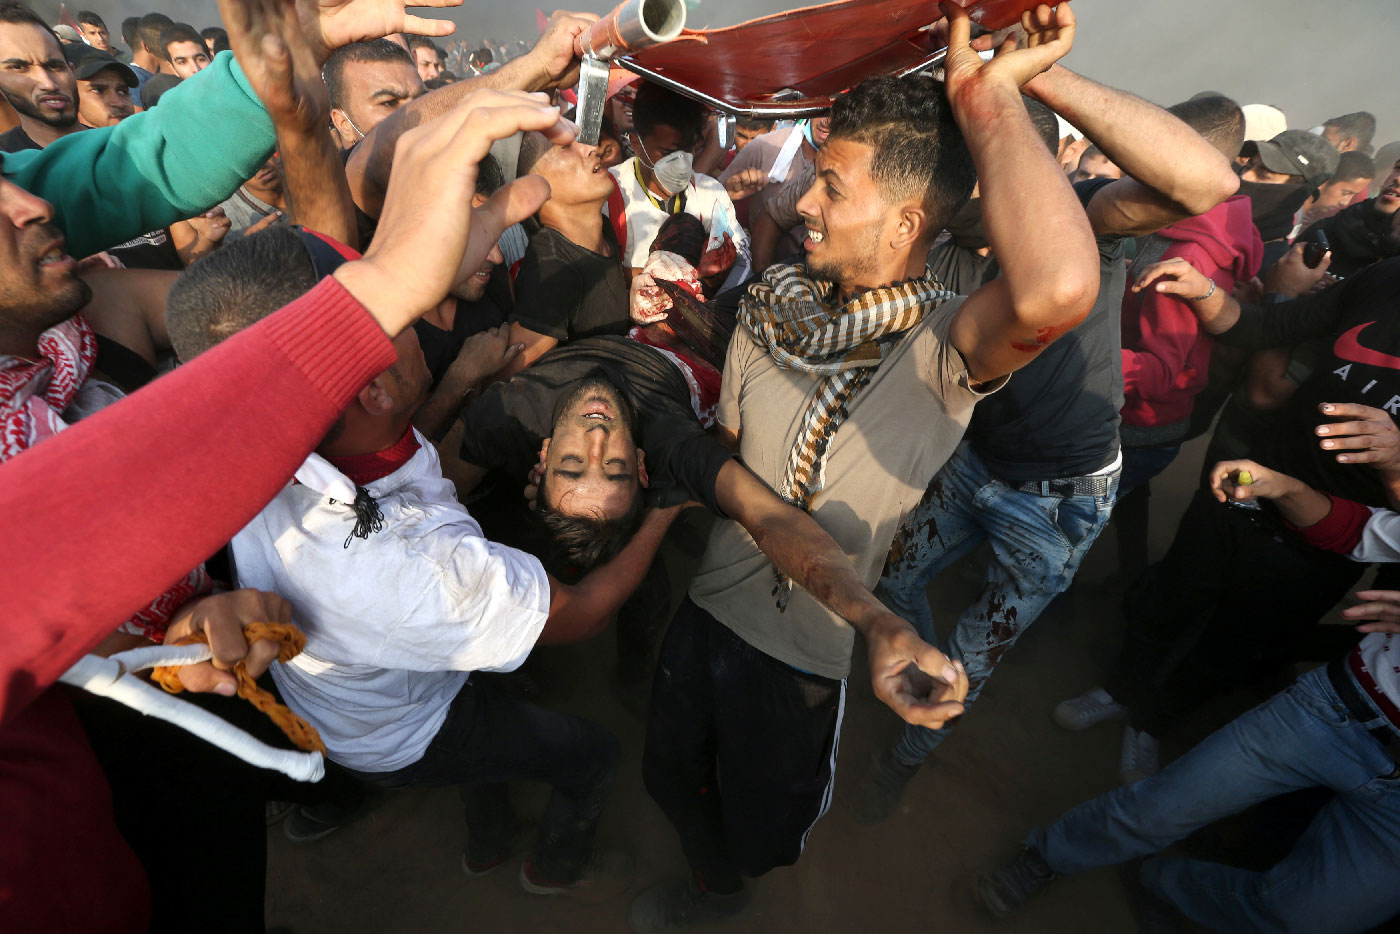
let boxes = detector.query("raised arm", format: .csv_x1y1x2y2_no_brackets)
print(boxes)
1131,257,1350,346
2,54,275,258
347,11,596,217
944,2,1099,384
0,89,575,723
1023,61,1238,237
715,459,968,728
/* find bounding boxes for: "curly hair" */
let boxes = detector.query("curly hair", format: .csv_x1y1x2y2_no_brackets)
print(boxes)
827,74,976,228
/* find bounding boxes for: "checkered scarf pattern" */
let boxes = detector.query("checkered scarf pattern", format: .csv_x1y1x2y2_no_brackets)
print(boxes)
738,263,956,606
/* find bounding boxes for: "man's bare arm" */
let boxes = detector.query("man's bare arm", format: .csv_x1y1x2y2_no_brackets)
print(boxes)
348,11,596,218
944,3,1098,384
1023,62,1238,237
539,505,680,644
714,459,968,727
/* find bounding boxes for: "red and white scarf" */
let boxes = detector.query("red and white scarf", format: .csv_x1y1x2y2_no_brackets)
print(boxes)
0,314,211,639
0,314,96,458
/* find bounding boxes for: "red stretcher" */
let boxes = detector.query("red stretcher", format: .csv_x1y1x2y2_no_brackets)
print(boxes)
618,0,1045,118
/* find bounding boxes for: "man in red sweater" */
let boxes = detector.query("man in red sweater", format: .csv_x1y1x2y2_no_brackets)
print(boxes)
1111,96,1263,578
1118,96,1263,489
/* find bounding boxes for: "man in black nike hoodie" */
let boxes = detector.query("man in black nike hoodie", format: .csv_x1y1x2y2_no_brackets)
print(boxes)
1057,253,1400,781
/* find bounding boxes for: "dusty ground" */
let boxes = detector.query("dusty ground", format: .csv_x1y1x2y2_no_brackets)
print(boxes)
261,434,1363,933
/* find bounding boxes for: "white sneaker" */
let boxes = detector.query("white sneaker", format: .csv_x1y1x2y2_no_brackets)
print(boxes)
1119,725,1160,784
1053,687,1128,731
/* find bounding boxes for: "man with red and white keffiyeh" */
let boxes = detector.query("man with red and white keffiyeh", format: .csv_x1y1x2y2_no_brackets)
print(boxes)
0,226,212,645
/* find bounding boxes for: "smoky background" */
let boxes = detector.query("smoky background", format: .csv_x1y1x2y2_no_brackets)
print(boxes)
32,0,1400,149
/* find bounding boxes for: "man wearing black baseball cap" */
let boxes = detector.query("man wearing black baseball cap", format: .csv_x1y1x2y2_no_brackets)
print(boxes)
72,46,137,129
1239,128,1340,242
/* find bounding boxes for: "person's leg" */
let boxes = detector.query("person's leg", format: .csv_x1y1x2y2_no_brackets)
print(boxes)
1033,668,1386,873
901,475,1119,769
878,444,990,768
382,677,621,883
876,442,990,644
705,620,845,878
641,598,734,892
69,688,268,934
1100,490,1237,713
1130,529,1363,740
1141,671,1400,932
1110,442,1181,585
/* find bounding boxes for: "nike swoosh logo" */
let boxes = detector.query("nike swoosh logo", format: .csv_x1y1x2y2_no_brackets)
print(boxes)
1334,322,1400,370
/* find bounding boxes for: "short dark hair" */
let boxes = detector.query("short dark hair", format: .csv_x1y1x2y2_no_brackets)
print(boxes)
77,10,105,28
137,12,174,56
140,72,180,107
201,26,229,54
120,15,138,48
404,34,440,57
1167,95,1245,158
736,115,774,133
1333,150,1376,184
535,470,646,572
476,153,504,198
516,129,553,176
1325,111,1377,155
323,38,414,111
827,74,976,228
0,1,61,51
1022,97,1060,155
632,80,704,144
166,226,317,360
160,22,204,55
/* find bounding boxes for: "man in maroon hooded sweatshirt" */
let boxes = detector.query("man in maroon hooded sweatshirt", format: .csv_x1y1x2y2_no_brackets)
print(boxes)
1113,96,1261,582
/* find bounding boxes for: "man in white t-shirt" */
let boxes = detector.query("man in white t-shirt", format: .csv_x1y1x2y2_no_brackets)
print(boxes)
606,81,758,294
167,225,683,896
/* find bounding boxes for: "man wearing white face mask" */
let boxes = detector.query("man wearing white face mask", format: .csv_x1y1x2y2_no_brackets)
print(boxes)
606,81,753,294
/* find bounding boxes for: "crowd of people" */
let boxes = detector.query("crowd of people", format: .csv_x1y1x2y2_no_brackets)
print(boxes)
2,0,1398,930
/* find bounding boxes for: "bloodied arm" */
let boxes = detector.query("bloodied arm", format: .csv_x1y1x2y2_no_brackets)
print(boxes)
714,460,970,728
942,2,1099,384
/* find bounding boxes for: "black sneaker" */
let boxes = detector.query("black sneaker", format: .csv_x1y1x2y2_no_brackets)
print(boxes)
519,850,634,903
628,878,751,933
283,803,355,843
975,846,1056,918
852,748,922,824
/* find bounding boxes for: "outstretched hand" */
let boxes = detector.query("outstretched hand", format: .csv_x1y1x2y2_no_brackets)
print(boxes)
335,90,575,337
1132,256,1215,301
1343,590,1400,634
1316,402,1400,468
299,0,458,64
218,0,336,128
941,1,1075,103
1207,458,1296,504
866,617,968,729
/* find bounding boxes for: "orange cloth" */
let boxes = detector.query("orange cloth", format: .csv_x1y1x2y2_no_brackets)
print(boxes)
151,621,326,754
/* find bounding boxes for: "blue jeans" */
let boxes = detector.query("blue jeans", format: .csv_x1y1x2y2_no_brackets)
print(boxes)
1118,442,1180,499
880,442,1118,766
1030,664,1400,933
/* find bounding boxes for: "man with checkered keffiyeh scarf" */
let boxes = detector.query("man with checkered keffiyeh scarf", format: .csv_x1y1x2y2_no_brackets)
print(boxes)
738,262,957,606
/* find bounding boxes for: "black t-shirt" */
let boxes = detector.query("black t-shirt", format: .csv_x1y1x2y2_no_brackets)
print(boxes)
413,265,513,386
459,336,734,513
964,178,1125,481
1216,255,1400,507
510,226,629,342
0,126,38,153
106,227,184,270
